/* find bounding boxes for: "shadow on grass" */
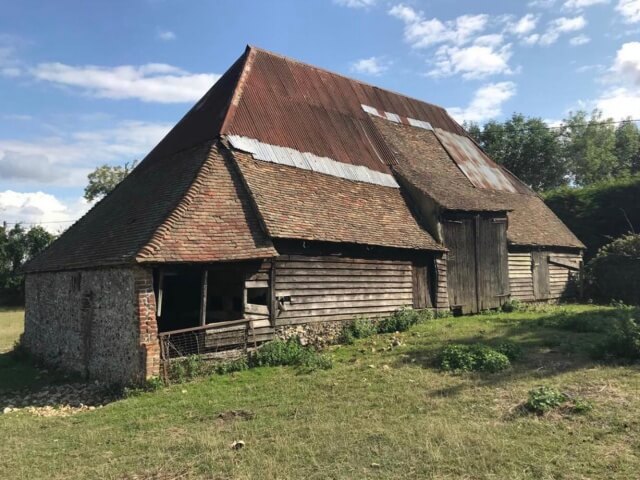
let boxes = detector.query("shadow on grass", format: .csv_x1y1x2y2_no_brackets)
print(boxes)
398,307,639,392
0,349,119,410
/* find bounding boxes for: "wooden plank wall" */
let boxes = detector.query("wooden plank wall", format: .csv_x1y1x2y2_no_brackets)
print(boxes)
548,253,581,299
508,253,534,301
435,257,449,310
509,251,581,301
274,255,414,326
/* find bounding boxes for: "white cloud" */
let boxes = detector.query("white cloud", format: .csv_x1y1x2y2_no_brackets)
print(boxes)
528,0,557,7
616,0,640,22
508,13,539,35
611,41,640,85
533,15,587,45
0,191,91,234
389,5,488,48
0,120,171,188
584,42,640,119
430,44,513,79
31,62,220,103
570,34,591,45
350,56,390,76
157,30,176,41
334,0,376,8
595,87,640,118
447,82,517,123
564,0,609,10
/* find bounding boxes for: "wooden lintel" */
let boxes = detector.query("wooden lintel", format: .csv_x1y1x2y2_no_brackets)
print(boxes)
200,269,208,326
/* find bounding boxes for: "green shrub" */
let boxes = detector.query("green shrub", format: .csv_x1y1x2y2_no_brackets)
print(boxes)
377,307,421,334
215,357,249,375
339,316,378,344
249,337,332,371
594,307,640,361
439,344,511,373
544,175,640,260
587,234,640,305
169,355,210,382
495,341,523,361
571,398,594,414
502,299,526,313
525,386,567,414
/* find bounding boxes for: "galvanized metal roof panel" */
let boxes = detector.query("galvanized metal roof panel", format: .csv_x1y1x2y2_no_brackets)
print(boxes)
433,128,527,194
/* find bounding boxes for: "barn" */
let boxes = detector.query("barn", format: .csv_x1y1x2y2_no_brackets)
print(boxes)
22,46,584,384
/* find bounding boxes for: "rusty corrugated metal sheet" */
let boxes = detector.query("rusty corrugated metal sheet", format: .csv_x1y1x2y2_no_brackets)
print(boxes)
221,46,467,175
434,128,530,194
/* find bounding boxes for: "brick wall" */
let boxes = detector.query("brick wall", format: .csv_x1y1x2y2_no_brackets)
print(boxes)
23,266,159,385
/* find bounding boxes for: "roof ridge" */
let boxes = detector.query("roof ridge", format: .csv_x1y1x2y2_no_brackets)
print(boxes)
219,46,256,135
244,44,453,118
135,141,218,261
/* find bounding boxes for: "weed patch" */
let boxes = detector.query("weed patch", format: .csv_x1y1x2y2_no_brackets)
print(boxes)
438,344,511,373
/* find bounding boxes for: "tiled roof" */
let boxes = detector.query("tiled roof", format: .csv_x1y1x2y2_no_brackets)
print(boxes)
25,46,582,273
370,117,584,249
136,143,277,263
232,151,444,252
24,143,214,272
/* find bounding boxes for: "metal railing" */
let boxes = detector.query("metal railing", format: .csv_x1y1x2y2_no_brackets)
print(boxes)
158,319,255,363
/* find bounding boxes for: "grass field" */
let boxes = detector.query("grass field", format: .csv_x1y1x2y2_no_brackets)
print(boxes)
0,308,23,353
0,305,639,479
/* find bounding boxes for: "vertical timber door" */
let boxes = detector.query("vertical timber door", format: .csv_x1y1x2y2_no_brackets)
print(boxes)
442,215,510,314
532,251,550,300
442,218,478,314
476,217,510,310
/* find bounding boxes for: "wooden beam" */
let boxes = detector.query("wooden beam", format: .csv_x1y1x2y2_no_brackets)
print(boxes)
200,269,208,326
156,270,164,318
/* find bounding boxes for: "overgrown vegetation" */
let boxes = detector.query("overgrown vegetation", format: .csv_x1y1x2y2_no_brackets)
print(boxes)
248,337,332,371
438,342,521,373
544,175,640,259
524,386,593,416
548,304,640,361
340,307,443,344
167,337,332,383
2,305,640,479
587,234,640,305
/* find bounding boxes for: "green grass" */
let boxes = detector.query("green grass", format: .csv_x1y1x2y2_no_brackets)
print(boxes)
1,305,639,479
0,307,24,353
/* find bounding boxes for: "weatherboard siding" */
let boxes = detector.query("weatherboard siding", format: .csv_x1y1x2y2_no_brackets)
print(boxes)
273,255,415,326
508,251,581,302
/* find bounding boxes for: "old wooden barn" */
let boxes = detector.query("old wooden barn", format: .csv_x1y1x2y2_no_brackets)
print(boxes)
22,46,584,384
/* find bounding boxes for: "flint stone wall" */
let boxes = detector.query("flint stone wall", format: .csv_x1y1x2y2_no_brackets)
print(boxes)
276,320,346,347
23,266,159,385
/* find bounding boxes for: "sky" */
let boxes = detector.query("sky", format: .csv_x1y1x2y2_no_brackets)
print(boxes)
1,0,639,232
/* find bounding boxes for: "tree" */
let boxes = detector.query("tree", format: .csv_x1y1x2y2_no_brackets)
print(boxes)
560,110,618,186
470,114,566,191
615,120,640,176
0,224,55,305
84,160,138,201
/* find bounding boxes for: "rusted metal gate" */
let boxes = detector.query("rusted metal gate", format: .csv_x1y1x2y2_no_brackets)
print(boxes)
442,215,509,313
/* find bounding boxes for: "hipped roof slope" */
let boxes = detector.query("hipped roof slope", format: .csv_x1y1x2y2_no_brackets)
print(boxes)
25,45,583,272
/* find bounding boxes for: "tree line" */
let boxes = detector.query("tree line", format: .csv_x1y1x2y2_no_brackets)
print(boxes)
0,224,55,305
466,110,640,192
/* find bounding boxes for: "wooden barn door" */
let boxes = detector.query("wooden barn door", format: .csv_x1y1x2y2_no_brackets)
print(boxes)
476,217,510,310
442,215,509,313
442,218,478,314
532,251,550,300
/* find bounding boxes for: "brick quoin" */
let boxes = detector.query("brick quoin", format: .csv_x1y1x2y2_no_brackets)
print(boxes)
133,267,160,380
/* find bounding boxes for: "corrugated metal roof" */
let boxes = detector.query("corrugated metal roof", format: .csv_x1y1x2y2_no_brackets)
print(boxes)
227,135,399,188
222,46,466,175
433,128,529,194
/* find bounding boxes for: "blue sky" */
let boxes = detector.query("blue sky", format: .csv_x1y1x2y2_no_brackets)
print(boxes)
1,0,639,230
